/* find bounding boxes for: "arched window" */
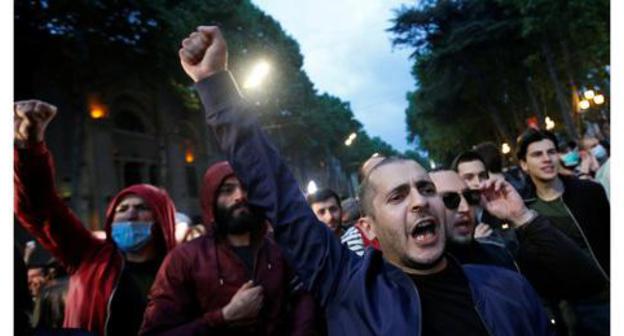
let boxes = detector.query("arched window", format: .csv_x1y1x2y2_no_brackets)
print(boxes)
114,110,146,133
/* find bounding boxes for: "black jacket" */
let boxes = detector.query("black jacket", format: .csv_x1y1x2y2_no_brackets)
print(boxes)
523,175,610,278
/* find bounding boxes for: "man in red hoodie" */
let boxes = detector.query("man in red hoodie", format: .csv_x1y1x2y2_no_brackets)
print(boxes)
140,161,316,335
14,99,177,335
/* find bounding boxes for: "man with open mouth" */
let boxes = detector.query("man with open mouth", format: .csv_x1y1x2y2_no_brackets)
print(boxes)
177,25,554,336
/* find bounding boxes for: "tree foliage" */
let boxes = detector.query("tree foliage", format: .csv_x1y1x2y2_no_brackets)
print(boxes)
389,0,609,166
15,0,400,173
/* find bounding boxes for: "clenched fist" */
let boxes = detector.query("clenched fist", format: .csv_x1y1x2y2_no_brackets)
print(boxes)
14,100,57,146
179,26,228,82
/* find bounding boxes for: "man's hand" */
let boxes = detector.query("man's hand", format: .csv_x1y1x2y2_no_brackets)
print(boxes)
473,223,493,239
222,280,264,323
480,179,534,228
14,100,57,145
179,26,228,82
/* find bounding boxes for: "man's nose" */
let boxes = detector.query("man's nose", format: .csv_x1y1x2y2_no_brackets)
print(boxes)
457,195,470,213
409,188,428,211
232,187,248,203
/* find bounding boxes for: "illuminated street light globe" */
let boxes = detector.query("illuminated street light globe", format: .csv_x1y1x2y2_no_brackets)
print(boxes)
244,60,271,89
501,143,511,154
545,116,555,131
578,100,591,110
593,94,605,105
307,180,318,195
583,90,595,100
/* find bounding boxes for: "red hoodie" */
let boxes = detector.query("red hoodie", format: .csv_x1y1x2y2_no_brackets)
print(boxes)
140,161,316,335
14,142,177,335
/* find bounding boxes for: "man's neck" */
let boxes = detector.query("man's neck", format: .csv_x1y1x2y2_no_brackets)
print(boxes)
533,176,564,201
401,257,448,276
227,232,251,247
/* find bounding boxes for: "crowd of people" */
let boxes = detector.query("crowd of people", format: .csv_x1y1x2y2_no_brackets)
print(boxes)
14,26,610,336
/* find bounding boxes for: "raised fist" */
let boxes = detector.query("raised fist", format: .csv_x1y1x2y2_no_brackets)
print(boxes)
14,99,57,145
179,26,228,82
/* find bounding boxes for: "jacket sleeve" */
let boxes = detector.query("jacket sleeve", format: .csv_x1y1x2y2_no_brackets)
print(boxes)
518,275,556,336
140,247,227,335
514,215,606,300
195,71,357,306
14,142,100,273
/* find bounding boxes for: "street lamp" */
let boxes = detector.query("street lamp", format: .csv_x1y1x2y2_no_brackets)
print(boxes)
501,143,511,155
577,88,607,112
244,60,271,89
344,132,357,146
583,90,595,100
578,99,591,110
306,180,318,194
545,116,555,130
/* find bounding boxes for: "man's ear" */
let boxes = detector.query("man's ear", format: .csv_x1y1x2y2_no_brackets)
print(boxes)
519,160,528,173
356,216,376,241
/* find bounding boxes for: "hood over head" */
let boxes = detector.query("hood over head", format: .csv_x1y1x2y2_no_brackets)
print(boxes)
201,161,235,231
104,184,177,252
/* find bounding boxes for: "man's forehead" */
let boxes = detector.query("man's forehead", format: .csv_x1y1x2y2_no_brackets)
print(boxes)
119,195,146,205
222,176,242,186
430,171,467,192
369,160,430,191
457,160,486,174
528,139,556,152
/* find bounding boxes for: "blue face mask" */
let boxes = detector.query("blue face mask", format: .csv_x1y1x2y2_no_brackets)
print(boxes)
111,221,154,253
591,144,607,162
560,150,580,168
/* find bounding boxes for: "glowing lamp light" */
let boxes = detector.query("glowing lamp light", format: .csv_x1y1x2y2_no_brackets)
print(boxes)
429,160,436,169
593,94,605,105
501,143,511,154
578,100,591,110
371,152,380,158
345,132,357,146
184,148,195,164
583,90,595,100
243,60,271,89
89,104,108,119
545,116,555,130
307,180,318,195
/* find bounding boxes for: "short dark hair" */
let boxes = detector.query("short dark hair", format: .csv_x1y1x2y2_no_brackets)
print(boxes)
340,198,362,225
306,188,340,207
516,129,558,161
358,156,411,217
451,150,486,172
473,142,503,173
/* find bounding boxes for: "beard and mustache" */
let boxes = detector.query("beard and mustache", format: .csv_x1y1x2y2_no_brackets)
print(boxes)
214,202,263,236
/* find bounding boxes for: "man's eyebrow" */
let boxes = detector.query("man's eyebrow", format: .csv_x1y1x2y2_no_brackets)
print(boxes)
386,183,410,196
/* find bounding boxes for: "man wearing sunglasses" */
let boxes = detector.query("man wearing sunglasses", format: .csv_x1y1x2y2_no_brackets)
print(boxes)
429,170,516,270
431,170,608,334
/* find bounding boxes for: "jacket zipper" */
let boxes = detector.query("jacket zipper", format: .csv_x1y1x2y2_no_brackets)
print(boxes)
104,251,125,336
473,304,493,336
560,200,609,282
409,280,422,335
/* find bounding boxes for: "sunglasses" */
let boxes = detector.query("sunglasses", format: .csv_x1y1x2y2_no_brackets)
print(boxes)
440,190,481,210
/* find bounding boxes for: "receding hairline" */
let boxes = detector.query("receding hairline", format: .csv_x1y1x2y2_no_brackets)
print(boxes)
359,158,428,216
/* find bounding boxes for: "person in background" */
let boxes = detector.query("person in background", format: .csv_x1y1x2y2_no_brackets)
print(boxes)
307,188,344,237
516,128,610,336
140,161,316,335
15,99,177,336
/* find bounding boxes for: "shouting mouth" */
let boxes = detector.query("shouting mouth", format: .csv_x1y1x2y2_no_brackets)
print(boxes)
410,217,439,245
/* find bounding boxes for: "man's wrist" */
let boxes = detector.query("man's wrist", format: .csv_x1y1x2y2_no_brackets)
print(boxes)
509,208,538,228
